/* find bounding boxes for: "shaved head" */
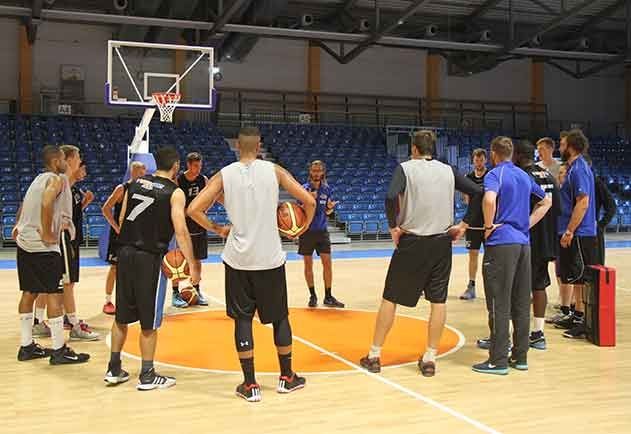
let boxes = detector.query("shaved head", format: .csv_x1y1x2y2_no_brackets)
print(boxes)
237,126,261,154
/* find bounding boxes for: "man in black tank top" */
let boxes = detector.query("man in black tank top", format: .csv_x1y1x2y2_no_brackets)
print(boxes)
105,147,200,391
172,152,209,307
101,162,146,315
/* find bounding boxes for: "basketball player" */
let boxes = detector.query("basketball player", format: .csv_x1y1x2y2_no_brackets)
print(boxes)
555,130,600,339
173,152,209,307
188,126,316,402
104,147,200,390
101,161,147,314
536,137,561,180
472,137,550,375
359,130,482,377
298,160,344,308
460,148,488,300
15,145,89,364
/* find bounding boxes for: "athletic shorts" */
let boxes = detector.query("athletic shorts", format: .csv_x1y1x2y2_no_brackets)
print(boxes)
191,232,208,260
298,230,331,256
60,230,80,284
115,245,168,330
17,247,63,294
107,229,120,265
531,256,552,291
465,229,484,251
224,262,289,324
383,233,452,306
559,235,599,284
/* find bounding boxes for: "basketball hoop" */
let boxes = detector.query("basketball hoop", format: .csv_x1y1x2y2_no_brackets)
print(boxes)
152,92,181,123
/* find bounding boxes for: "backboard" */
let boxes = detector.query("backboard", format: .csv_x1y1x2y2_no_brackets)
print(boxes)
105,40,216,111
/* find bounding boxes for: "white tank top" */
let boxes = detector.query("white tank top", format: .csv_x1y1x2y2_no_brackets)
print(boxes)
221,160,285,270
16,172,64,253
59,174,76,240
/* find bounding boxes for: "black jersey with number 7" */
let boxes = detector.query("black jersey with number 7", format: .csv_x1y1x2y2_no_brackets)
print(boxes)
118,175,178,255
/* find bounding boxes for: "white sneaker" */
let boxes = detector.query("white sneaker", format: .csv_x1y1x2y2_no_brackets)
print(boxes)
137,368,176,391
70,321,100,341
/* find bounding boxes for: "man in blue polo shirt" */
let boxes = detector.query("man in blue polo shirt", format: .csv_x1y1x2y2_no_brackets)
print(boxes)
473,137,551,375
298,160,344,308
554,129,599,339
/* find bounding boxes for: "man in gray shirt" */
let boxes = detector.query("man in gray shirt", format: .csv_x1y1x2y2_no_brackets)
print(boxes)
536,137,561,181
359,130,482,377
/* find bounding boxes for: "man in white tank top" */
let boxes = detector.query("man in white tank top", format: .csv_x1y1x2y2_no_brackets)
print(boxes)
188,126,316,402
14,145,89,365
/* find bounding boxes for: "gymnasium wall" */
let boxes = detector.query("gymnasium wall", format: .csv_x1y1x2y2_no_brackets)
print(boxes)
0,20,625,127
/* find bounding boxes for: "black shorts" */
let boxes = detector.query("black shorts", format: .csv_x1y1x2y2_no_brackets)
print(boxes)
531,256,551,291
298,230,331,256
191,232,208,260
559,235,599,284
107,229,119,265
465,229,484,251
17,247,63,294
115,245,168,330
60,230,80,284
383,234,452,306
224,262,289,324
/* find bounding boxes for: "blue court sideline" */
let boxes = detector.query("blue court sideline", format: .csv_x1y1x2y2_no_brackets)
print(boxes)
1,240,630,270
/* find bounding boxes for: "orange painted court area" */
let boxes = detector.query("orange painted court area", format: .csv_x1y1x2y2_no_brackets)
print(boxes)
122,308,462,373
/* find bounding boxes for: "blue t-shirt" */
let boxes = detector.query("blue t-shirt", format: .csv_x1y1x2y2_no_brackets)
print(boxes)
302,182,333,232
558,155,597,237
484,161,546,246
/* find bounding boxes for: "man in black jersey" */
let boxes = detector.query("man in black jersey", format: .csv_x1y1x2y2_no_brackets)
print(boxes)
173,152,209,307
104,148,199,391
101,162,146,315
514,141,560,350
460,148,488,300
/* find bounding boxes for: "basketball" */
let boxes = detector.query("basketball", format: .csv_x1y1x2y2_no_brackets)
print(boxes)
179,286,198,306
161,249,190,281
277,202,306,237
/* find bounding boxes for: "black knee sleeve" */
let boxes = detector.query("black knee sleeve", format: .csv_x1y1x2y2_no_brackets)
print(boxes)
234,317,254,352
272,317,292,347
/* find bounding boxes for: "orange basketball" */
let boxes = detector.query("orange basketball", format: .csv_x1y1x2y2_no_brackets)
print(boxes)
179,286,198,306
277,202,306,237
161,249,190,282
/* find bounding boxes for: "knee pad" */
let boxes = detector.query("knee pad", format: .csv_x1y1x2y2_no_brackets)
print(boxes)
234,317,254,352
272,317,292,347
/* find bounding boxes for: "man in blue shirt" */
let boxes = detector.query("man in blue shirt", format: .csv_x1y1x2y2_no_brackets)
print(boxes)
554,129,600,339
473,137,551,375
298,161,344,308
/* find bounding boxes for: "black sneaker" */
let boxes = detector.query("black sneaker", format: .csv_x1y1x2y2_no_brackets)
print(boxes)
323,295,345,308
277,372,306,393
508,358,528,371
553,313,577,330
308,295,318,308
49,345,90,365
17,342,52,361
563,322,586,339
236,382,261,402
104,365,130,385
529,331,547,350
137,368,176,391
359,355,381,373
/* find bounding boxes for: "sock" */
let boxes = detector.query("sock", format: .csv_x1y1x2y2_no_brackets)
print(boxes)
141,360,154,375
533,317,545,333
531,330,544,338
239,357,256,385
105,294,112,303
560,305,570,315
172,286,179,295
35,307,46,323
325,287,332,298
574,311,584,321
469,280,475,287
368,344,381,359
109,352,121,372
20,312,34,347
422,347,438,363
308,286,316,297
570,303,576,312
67,312,78,327
193,284,200,293
48,316,65,350
278,353,293,377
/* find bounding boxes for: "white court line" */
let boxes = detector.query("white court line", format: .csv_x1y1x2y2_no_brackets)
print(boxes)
206,294,502,434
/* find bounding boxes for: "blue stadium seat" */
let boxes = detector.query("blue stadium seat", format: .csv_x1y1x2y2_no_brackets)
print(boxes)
364,221,379,234
88,225,105,239
346,221,363,235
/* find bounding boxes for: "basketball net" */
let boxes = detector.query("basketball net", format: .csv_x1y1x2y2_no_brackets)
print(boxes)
152,92,181,123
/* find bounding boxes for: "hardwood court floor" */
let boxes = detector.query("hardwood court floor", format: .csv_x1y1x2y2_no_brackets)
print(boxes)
0,249,629,434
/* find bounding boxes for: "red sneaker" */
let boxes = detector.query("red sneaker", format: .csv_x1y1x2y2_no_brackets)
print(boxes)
103,302,116,315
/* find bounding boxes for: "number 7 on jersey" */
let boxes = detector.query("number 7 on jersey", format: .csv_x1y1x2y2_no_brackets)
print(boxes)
126,193,155,221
